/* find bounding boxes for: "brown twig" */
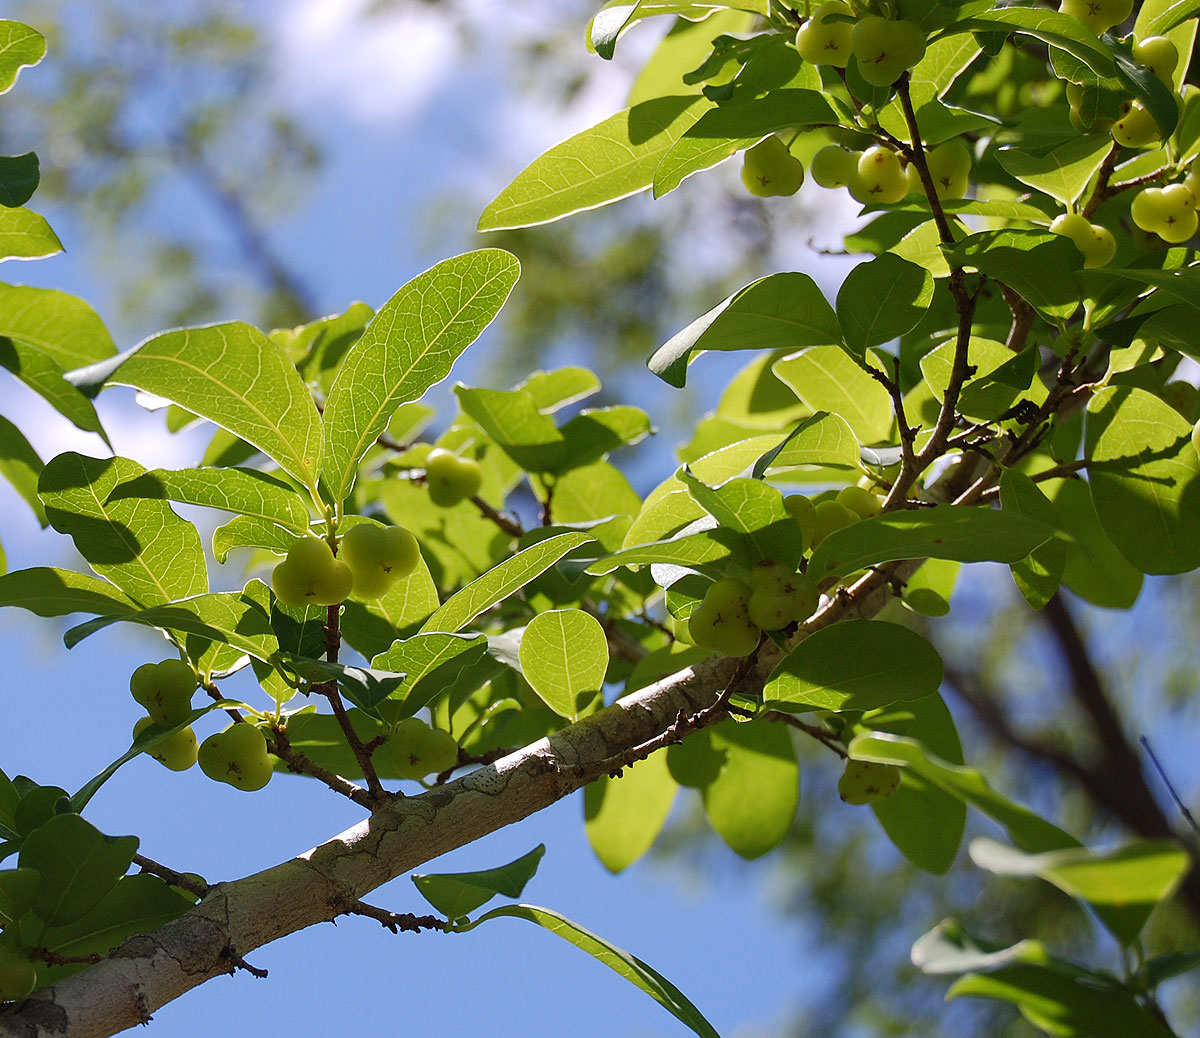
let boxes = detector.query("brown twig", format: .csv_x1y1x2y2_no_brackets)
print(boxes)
342,899,450,934
219,944,268,979
266,724,375,810
132,853,210,898
433,746,516,786
471,494,525,538
762,711,848,758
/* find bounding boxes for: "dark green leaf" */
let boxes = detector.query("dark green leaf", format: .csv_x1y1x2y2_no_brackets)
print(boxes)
0,566,137,619
0,152,38,207
837,255,934,355
412,845,545,920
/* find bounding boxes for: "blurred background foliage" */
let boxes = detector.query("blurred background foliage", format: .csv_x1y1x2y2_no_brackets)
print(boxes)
4,2,1199,1035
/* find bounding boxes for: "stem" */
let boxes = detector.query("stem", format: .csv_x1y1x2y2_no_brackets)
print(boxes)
266,725,375,810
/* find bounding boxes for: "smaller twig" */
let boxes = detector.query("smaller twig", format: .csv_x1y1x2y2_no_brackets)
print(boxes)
761,711,848,758
203,682,245,725
266,725,376,809
433,746,515,786
870,358,918,475
1000,284,1035,353
471,494,525,538
132,853,210,898
343,899,450,934
219,944,268,979
311,681,389,807
37,949,102,967
1079,142,1121,222
1141,736,1200,842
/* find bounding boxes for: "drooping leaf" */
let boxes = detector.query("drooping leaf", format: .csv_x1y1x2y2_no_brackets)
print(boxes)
519,608,608,719
458,904,720,1038
585,749,677,873
996,135,1114,206
764,620,944,713
1000,470,1068,609
78,322,324,491
412,845,545,920
479,95,711,231
701,719,798,859
942,9,1117,76
0,336,109,444
753,411,859,475
38,453,208,607
19,814,137,927
1045,477,1143,608
420,532,594,634
0,413,44,524
649,272,840,388
680,471,802,568
948,231,1083,320
322,250,520,503
807,504,1053,580
1086,385,1200,574
837,254,934,355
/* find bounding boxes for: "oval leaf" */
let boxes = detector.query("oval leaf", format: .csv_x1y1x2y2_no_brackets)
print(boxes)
519,608,608,719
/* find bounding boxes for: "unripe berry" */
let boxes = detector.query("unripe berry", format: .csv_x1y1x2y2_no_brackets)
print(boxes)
133,716,199,772
741,135,805,197
341,523,420,599
425,449,484,508
129,658,197,726
688,578,760,657
795,1,855,67
0,946,36,1003
198,724,274,792
810,145,860,189
850,146,908,205
810,499,859,547
389,717,459,780
838,759,902,804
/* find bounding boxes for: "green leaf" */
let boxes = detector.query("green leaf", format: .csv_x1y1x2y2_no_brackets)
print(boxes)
1142,0,1200,34
0,285,118,370
837,254,934,356
996,135,1114,206
40,873,194,960
322,250,520,503
1046,477,1142,608
412,845,545,920
969,837,1191,946
0,206,61,261
0,336,109,443
64,583,278,664
773,347,894,444
701,718,797,859
0,152,39,208
1086,263,1200,312
106,466,312,533
921,336,1041,421
753,411,859,475
0,566,136,619
585,749,677,873
870,693,966,875
1000,470,1067,609
807,504,1053,580
679,471,801,567
946,963,1175,1037
1086,385,1200,574
942,9,1116,76
587,523,734,576
0,20,44,93
0,867,38,925
649,272,840,388
370,633,488,720
459,903,720,1038
212,514,296,563
19,814,137,927
653,89,838,197
520,366,601,412
848,732,1079,853
519,608,608,719
588,2,764,58
948,231,1083,319
82,322,324,492
0,413,43,524
764,620,943,713
39,453,208,606
912,920,1045,975
479,95,710,231
421,531,595,634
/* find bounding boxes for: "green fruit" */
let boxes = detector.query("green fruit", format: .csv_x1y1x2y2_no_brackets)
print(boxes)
741,135,805,198
851,17,926,87
341,522,420,599
1111,100,1161,149
129,658,197,726
198,724,274,792
810,499,859,547
1059,0,1133,34
810,145,860,189
425,448,484,507
688,578,760,657
389,717,459,780
1049,213,1115,268
0,946,36,1003
849,146,908,205
1132,184,1198,243
795,1,854,67
272,535,354,608
837,759,902,804
784,493,817,551
746,560,820,630
836,485,883,520
1133,35,1178,84
908,140,971,200
133,716,199,772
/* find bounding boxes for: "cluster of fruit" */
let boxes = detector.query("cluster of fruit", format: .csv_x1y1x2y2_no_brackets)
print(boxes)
794,2,927,85
1132,173,1200,244
687,485,884,657
272,524,420,608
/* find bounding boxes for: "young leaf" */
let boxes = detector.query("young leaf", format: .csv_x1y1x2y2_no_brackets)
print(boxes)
39,453,208,607
322,249,520,503
1086,385,1200,574
77,322,324,491
519,608,608,719
649,272,840,388
420,531,594,634
765,620,944,713
585,749,677,873
806,504,1055,580
19,814,137,927
479,95,710,231
412,845,545,920
458,903,720,1038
